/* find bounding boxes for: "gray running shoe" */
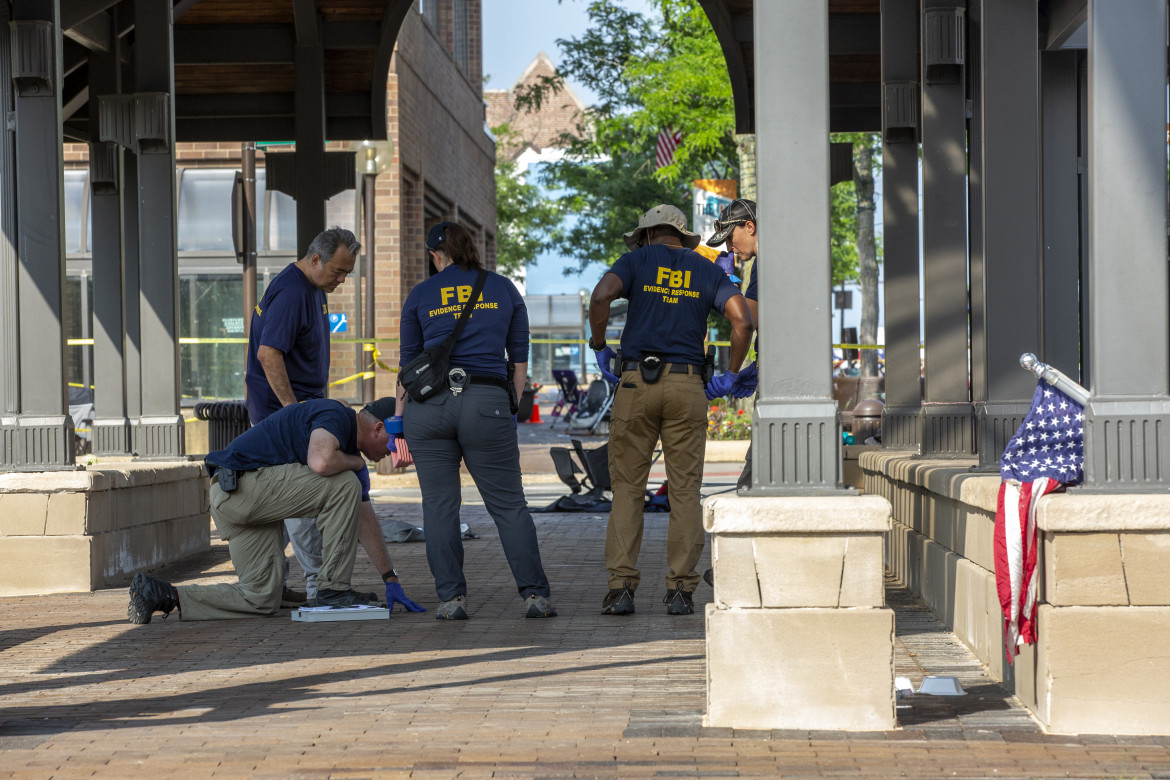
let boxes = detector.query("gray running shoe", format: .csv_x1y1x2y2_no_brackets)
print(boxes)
523,594,558,618
663,583,695,615
601,581,635,615
435,595,468,620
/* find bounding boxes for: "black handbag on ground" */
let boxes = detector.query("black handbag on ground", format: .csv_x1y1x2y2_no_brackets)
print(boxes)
399,269,488,402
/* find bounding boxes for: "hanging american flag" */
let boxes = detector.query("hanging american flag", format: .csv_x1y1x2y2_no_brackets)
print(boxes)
656,127,683,169
993,379,1084,662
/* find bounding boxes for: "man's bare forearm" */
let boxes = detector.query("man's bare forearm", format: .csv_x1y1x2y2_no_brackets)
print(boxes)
358,501,396,579
257,345,298,406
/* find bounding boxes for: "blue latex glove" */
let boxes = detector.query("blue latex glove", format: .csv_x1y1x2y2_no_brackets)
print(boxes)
356,464,371,500
384,580,426,613
595,346,620,385
705,370,739,401
730,362,758,398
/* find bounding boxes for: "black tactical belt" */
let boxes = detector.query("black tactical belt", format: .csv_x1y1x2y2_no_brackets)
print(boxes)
467,374,510,389
621,361,702,374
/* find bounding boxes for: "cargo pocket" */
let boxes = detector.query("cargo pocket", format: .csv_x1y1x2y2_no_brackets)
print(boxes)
611,383,645,423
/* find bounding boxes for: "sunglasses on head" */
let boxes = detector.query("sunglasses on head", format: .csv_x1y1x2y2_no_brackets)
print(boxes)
713,218,746,234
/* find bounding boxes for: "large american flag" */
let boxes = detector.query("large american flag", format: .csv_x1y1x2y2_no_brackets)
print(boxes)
656,127,682,169
993,379,1084,661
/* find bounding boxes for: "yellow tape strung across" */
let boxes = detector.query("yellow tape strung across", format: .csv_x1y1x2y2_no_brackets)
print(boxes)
66,337,400,346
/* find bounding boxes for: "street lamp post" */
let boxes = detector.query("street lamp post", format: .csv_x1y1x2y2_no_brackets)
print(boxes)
351,139,394,403
578,288,589,380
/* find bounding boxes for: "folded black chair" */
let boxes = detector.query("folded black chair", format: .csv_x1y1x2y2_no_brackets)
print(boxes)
536,439,612,512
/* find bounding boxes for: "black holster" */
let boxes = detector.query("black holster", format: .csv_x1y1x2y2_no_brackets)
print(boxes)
639,352,666,384
703,345,716,384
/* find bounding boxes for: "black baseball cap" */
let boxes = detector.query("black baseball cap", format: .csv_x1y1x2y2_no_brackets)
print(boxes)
363,397,397,423
426,221,453,251
706,199,758,247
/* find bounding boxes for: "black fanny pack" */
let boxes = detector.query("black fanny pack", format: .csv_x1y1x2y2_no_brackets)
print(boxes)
400,269,488,403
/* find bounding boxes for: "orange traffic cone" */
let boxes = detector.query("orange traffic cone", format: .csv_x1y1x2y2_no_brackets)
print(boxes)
528,401,542,424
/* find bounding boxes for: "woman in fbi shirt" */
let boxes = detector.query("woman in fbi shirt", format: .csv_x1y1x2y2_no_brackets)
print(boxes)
395,221,556,621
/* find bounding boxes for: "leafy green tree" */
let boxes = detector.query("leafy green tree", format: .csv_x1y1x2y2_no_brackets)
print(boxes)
514,0,738,270
492,123,561,280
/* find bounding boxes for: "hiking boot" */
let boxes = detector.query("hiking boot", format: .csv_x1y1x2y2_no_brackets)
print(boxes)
702,568,714,588
313,588,380,608
663,583,695,616
281,587,308,606
127,572,179,624
435,595,468,620
523,594,558,618
601,581,635,615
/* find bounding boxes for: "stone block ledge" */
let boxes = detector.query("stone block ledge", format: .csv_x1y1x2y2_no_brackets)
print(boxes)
0,460,205,493
859,451,998,512
1038,492,1170,531
704,494,891,534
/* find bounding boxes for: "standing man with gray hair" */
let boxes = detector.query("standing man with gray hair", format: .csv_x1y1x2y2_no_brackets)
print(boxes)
245,226,389,604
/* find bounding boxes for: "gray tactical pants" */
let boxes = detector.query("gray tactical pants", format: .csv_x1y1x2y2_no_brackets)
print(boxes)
404,383,551,602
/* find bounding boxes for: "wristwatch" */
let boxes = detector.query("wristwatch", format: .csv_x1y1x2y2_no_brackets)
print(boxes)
381,568,399,581
588,338,607,351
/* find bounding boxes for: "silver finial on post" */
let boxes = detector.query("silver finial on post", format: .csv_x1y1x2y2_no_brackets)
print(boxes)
1017,352,1090,406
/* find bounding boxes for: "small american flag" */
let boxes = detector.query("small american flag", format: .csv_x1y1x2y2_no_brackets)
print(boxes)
656,127,682,169
993,379,1084,661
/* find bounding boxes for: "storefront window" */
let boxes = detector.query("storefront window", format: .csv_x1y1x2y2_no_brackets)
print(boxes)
179,274,257,401
63,170,86,254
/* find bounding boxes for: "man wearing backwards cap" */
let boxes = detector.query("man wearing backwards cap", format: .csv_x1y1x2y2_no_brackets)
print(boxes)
125,397,426,623
704,199,761,488
588,204,754,616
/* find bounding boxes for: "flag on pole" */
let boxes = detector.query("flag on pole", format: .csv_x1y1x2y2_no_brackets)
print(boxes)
993,379,1084,662
656,127,683,169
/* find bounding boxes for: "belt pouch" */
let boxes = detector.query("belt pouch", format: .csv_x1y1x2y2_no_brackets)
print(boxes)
639,352,666,384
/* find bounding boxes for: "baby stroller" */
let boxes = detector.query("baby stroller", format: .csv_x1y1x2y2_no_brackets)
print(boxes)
566,377,616,435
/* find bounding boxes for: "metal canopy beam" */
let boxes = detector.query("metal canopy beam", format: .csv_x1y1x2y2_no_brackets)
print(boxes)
173,23,380,64
369,0,412,141
294,0,327,255
60,0,119,31
1041,0,1087,50
698,0,753,134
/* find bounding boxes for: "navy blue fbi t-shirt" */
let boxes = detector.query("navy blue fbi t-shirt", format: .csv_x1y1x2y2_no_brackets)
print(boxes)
399,265,529,378
245,263,330,424
206,399,369,502
608,244,742,366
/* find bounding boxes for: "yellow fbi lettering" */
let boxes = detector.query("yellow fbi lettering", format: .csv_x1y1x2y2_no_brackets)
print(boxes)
655,267,691,289
440,285,485,306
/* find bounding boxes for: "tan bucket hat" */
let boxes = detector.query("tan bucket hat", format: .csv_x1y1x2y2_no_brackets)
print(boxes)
622,204,702,251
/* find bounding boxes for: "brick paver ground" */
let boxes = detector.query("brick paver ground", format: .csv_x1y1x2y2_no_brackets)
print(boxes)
3,438,1170,778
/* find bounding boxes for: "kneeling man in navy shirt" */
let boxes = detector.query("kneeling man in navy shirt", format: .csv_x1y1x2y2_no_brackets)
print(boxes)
126,398,424,623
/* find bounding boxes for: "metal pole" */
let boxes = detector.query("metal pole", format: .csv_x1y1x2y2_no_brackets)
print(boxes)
242,143,257,343
363,172,376,403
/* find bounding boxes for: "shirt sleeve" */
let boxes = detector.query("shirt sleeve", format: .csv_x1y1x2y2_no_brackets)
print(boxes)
399,290,424,365
744,264,758,301
504,279,530,363
712,270,743,314
608,253,635,298
257,286,302,353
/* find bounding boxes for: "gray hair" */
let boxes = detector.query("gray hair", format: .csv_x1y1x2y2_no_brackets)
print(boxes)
307,226,361,264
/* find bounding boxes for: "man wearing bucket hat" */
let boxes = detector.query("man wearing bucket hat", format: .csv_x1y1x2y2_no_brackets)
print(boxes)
588,204,754,616
704,198,761,492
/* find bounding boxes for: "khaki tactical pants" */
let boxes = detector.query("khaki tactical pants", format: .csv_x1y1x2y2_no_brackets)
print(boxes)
605,366,707,592
177,463,362,620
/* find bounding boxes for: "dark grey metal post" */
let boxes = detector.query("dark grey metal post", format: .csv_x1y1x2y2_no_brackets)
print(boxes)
749,0,844,494
971,0,1041,469
1081,0,1170,490
132,0,183,457
242,142,257,342
294,3,326,255
1039,51,1081,379
879,0,922,450
0,1,18,464
362,173,376,404
10,0,74,469
88,11,129,456
122,152,141,431
918,1,974,457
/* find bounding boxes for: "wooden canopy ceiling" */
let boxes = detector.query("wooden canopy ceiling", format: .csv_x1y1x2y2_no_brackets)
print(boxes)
60,0,411,143
698,0,883,135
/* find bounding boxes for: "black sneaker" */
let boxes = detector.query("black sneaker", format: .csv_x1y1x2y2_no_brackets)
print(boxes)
702,568,714,588
127,572,179,624
313,588,380,608
601,581,635,615
663,583,694,615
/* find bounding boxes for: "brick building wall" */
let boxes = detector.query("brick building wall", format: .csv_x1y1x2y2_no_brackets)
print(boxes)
484,51,585,160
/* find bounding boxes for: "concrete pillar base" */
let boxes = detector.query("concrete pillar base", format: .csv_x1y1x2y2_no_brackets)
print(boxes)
880,404,922,451
974,400,1030,470
93,417,131,456
1082,397,1170,490
131,415,185,458
703,493,894,730
7,414,77,470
